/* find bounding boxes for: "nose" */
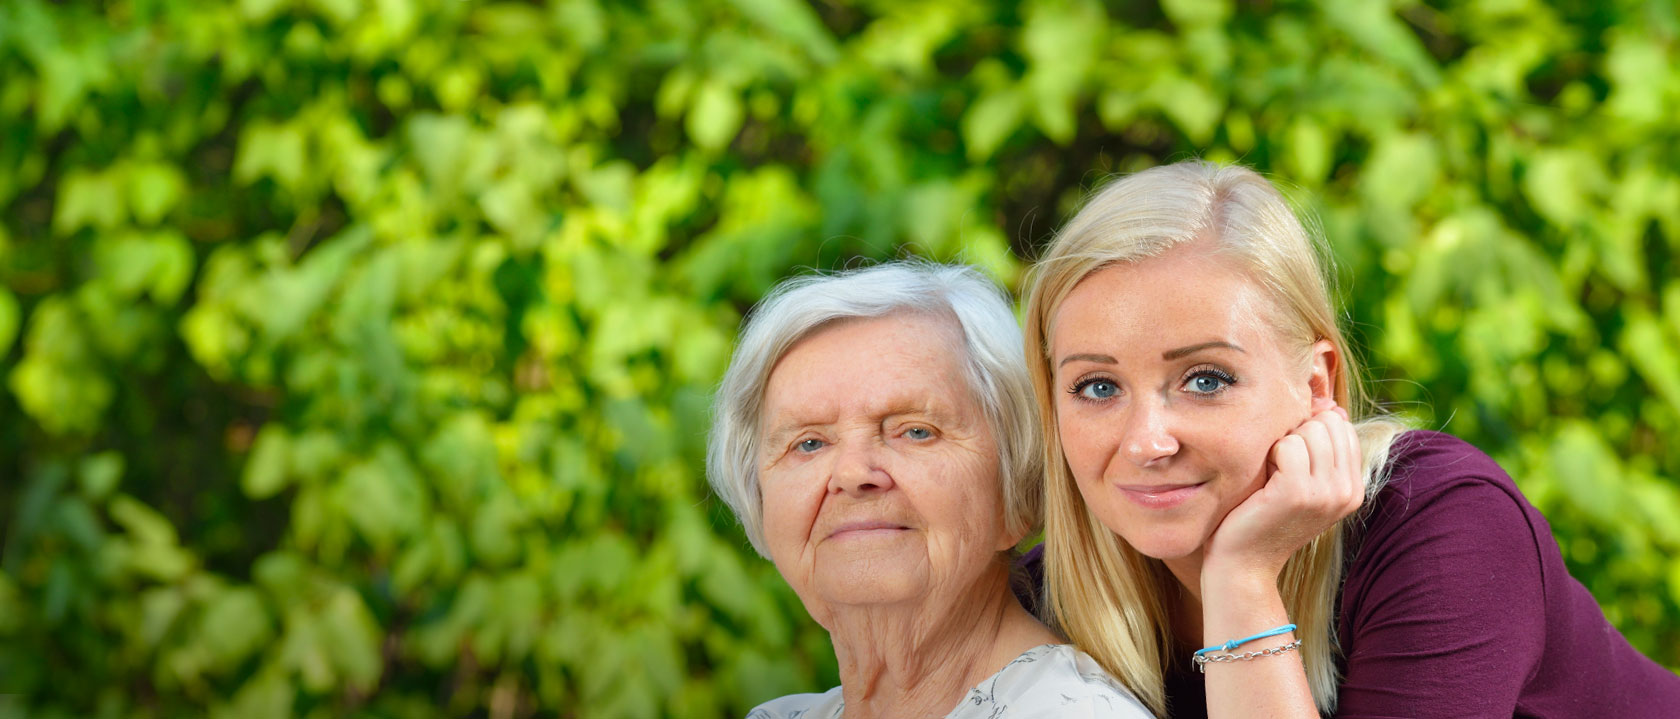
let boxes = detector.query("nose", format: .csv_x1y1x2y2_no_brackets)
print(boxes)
1120,397,1179,467
827,440,895,496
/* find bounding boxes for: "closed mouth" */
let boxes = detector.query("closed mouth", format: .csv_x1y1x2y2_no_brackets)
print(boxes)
826,521,911,539
1116,484,1202,494
1113,482,1204,508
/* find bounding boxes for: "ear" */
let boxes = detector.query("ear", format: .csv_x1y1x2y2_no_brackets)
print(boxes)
996,514,1030,552
1306,338,1339,414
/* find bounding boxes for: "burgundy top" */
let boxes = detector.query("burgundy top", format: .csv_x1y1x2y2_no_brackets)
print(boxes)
1018,431,1680,717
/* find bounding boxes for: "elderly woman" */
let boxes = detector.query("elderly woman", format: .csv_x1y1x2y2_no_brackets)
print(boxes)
1018,160,1680,717
708,262,1152,718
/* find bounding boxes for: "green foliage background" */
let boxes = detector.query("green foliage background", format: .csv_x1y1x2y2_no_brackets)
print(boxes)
2,0,1677,717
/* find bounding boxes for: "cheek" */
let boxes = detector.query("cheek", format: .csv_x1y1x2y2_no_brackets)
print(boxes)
1055,409,1085,456
759,471,824,554
1056,411,1108,477
1202,406,1287,478
916,456,1005,543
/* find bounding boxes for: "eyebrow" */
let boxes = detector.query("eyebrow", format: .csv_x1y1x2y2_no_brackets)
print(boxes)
1162,341,1244,360
1058,352,1116,368
761,401,950,445
763,421,803,449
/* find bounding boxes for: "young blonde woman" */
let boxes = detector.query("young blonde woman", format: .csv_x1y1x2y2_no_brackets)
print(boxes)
1017,161,1680,717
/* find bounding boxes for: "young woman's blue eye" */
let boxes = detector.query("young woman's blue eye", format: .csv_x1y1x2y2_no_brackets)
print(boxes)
1185,370,1235,395
1074,380,1119,400
904,427,932,440
797,438,825,452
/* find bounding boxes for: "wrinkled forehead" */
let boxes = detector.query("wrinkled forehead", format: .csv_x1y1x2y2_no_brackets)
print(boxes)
757,311,976,431
769,309,966,381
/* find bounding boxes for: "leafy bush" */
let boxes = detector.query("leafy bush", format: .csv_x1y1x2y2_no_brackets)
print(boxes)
1,1,1676,717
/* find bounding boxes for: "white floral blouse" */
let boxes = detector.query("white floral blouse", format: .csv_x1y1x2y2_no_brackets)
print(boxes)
745,643,1156,719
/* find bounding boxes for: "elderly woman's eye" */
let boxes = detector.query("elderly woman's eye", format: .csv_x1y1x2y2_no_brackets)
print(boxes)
1072,379,1119,401
797,438,826,452
904,427,932,440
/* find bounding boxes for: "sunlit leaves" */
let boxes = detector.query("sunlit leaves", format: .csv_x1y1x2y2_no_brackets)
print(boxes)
53,166,124,235
276,586,383,693
1621,312,1680,417
107,495,196,582
963,83,1024,162
234,120,308,193
4,1,1680,717
1020,0,1104,144
199,586,276,669
688,80,745,152
7,298,113,435
94,231,196,305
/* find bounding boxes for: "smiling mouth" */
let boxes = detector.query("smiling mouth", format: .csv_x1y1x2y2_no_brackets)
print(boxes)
1114,483,1203,509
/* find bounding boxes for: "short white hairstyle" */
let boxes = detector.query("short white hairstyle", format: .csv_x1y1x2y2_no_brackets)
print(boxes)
707,261,1042,557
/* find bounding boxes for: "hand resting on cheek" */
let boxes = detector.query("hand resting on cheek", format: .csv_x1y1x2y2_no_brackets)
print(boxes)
1203,402,1362,580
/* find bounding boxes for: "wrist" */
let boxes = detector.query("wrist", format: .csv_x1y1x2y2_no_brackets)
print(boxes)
1199,557,1282,597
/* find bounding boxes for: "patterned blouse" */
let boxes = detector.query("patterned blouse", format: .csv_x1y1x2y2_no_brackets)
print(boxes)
745,643,1155,719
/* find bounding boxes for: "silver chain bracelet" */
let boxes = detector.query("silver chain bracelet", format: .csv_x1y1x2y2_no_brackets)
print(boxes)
1192,639,1304,673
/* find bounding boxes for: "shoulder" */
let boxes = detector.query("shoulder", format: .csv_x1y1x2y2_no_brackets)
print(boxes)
1380,430,1513,494
746,687,843,719
1343,430,1550,634
953,644,1155,719
1364,430,1537,538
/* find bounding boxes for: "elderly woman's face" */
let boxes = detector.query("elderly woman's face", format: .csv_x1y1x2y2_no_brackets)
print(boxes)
757,313,1014,618
1050,242,1323,561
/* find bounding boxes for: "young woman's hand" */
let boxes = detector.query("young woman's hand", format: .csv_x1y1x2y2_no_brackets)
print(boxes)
1201,401,1363,580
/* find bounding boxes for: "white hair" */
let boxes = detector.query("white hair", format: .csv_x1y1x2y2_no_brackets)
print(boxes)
706,261,1042,557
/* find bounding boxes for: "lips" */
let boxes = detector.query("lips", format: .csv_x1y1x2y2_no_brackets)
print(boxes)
825,520,911,540
1113,482,1203,510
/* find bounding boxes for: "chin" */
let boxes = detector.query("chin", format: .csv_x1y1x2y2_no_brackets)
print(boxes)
813,572,926,606
1118,533,1204,562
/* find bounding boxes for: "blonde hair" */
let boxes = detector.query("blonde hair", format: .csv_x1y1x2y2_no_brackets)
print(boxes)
1023,161,1409,715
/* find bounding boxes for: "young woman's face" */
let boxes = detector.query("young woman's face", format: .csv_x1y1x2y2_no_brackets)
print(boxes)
1049,242,1327,562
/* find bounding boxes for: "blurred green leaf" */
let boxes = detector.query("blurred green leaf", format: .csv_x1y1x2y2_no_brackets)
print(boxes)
963,87,1022,162
0,286,18,358
7,297,113,435
76,452,122,501
234,119,308,191
687,80,744,153
53,167,124,235
107,495,177,546
127,162,187,225
199,587,274,669
318,587,382,691
1549,423,1624,524
1621,311,1680,415
242,426,291,500
728,0,838,64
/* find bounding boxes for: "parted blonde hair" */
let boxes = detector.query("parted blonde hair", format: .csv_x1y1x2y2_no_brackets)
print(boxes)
1023,161,1410,715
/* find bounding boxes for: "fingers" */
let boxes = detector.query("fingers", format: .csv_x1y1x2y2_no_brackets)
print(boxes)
1341,415,1364,510
1290,405,1363,513
1295,417,1335,478
1319,409,1350,481
1312,405,1364,513
1270,433,1310,483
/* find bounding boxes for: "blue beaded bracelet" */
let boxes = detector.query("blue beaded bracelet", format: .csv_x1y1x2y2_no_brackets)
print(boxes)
1194,623,1298,657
